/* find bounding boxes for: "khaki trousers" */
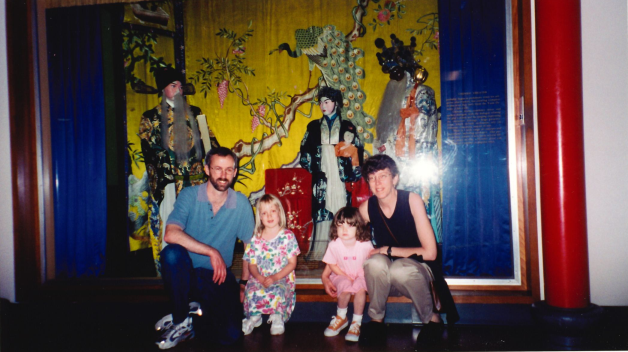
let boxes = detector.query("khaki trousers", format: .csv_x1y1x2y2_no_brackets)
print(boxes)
364,254,434,323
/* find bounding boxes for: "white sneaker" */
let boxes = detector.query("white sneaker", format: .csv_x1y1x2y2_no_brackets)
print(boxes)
156,316,194,350
242,315,262,335
324,315,349,336
155,302,203,331
345,321,361,342
268,314,285,335
188,301,202,316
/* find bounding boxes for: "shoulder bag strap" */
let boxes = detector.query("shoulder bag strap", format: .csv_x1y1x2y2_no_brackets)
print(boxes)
376,204,399,245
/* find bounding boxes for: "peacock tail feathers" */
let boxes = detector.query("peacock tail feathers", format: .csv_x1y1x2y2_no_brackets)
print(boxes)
281,24,375,144
316,25,373,144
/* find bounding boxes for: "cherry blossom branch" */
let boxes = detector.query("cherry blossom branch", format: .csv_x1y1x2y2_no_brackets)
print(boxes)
233,87,317,160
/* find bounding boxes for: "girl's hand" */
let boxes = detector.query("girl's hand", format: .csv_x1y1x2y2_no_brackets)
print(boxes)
322,265,338,298
261,276,274,288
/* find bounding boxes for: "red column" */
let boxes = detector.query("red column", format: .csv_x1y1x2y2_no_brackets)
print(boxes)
535,0,590,309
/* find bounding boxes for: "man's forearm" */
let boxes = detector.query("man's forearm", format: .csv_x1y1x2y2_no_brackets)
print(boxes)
164,224,214,257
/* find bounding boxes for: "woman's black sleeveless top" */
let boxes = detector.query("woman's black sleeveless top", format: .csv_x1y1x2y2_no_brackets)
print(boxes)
367,190,421,248
367,190,461,324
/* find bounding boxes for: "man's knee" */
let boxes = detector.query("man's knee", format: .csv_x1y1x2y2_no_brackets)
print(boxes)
364,254,389,277
160,243,187,266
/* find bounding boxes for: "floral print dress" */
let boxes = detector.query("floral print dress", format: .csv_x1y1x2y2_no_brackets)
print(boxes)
243,229,301,322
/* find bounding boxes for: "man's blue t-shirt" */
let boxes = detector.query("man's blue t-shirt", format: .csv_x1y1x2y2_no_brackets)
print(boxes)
166,184,254,270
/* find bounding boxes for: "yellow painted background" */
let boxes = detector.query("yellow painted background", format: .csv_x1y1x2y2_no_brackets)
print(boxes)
126,0,440,249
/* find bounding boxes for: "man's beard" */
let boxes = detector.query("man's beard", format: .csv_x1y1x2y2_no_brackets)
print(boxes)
160,92,204,163
208,173,232,192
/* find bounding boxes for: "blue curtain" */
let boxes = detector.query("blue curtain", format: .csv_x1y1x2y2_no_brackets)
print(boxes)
47,6,107,278
439,0,513,277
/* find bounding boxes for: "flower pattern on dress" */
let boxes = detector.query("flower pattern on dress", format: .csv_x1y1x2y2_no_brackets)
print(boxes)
242,229,300,321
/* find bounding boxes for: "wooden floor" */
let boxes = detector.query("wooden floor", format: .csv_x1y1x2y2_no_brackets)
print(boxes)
2,300,626,351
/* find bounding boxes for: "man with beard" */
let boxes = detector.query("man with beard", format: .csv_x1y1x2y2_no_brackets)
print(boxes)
139,66,220,260
155,147,255,349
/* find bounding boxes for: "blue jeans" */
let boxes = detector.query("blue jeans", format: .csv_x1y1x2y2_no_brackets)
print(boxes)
160,244,243,344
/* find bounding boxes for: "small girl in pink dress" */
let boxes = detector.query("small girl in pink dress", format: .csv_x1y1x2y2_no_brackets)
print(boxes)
322,207,373,342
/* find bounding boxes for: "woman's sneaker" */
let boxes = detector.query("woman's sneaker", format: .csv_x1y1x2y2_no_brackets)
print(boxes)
345,321,361,342
156,316,194,350
268,314,285,335
324,315,349,336
242,315,262,335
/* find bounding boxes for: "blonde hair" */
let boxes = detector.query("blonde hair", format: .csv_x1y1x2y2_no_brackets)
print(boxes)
254,194,287,236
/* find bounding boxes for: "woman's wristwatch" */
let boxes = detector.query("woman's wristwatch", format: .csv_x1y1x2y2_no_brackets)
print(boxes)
239,279,248,286
387,246,392,259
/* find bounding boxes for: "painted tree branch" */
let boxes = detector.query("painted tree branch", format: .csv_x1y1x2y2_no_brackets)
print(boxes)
232,0,370,159
346,0,370,41
233,87,317,159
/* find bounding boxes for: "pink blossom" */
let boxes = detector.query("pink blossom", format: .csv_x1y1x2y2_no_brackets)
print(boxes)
378,9,391,22
251,116,259,132
217,80,229,109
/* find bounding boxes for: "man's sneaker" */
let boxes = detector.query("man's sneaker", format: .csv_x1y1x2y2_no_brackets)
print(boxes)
242,315,262,335
324,315,349,336
268,314,285,335
156,316,194,350
188,301,202,316
345,321,361,342
155,302,203,331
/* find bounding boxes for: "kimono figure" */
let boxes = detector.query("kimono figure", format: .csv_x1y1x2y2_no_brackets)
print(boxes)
300,87,363,260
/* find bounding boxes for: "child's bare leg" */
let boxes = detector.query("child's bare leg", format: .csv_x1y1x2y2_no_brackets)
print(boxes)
345,289,367,342
353,289,367,315
335,292,351,321
338,292,351,309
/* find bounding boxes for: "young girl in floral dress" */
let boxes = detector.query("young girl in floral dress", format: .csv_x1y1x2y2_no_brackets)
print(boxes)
242,194,301,335
322,207,373,342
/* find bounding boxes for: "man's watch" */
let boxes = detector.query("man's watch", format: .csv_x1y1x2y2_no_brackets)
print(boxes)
387,246,392,259
239,279,248,286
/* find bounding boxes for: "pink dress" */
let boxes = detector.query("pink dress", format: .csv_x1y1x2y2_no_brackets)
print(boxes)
322,239,374,294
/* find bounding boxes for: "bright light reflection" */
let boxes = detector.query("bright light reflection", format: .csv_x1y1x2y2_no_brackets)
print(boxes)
404,156,439,186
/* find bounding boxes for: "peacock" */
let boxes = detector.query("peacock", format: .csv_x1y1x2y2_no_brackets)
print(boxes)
273,24,375,144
